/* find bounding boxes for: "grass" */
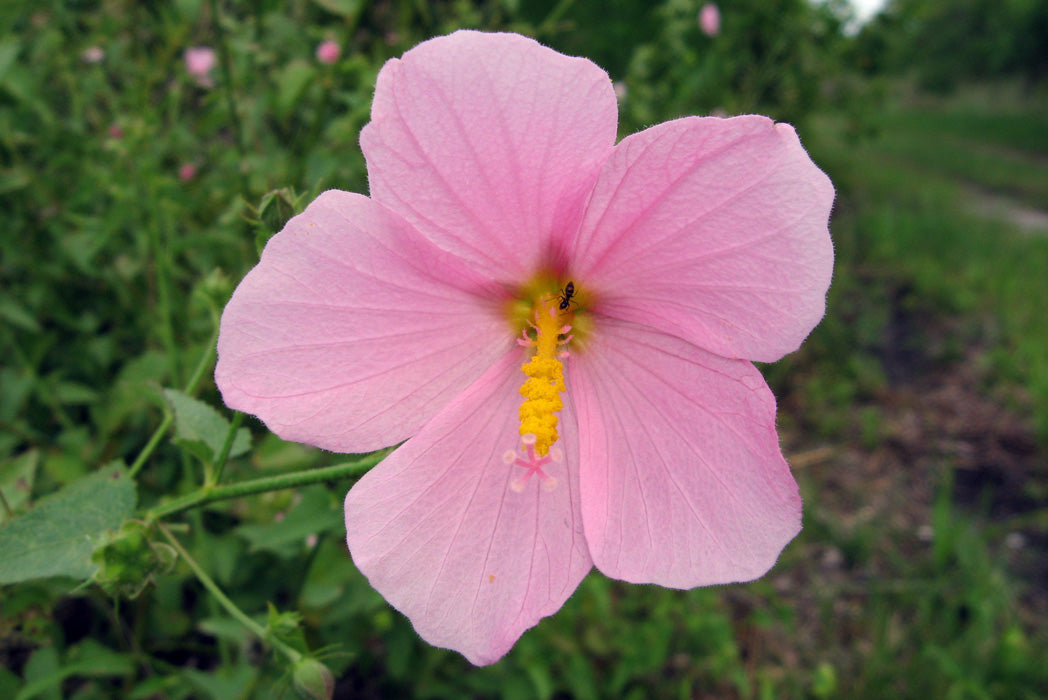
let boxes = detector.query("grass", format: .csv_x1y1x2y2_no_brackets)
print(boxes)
1,3,1047,699
804,88,1048,441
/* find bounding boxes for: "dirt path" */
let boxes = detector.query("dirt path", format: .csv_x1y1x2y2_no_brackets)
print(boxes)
964,185,1048,234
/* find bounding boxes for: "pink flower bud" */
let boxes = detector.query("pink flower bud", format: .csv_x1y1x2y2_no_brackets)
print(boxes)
699,3,721,37
178,163,197,181
81,46,105,64
316,40,340,65
185,46,217,87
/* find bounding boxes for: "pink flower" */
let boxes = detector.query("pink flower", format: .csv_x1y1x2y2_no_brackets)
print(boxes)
178,163,197,181
184,46,217,87
215,31,833,665
81,46,105,64
700,2,721,37
316,39,341,64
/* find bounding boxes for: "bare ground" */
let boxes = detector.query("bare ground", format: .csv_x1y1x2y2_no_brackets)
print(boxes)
742,278,1048,684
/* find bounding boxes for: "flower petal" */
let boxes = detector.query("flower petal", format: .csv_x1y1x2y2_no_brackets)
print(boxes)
215,190,508,453
345,352,591,666
574,116,834,362
569,319,800,588
362,30,618,278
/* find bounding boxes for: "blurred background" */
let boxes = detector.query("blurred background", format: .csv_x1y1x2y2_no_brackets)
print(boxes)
1,0,1047,698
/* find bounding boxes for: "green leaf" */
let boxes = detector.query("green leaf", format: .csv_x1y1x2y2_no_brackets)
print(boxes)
182,664,258,700
162,388,250,464
0,461,136,585
53,380,100,405
310,0,363,19
0,667,22,699
275,59,317,118
1,449,38,524
0,295,42,332
0,37,20,82
14,640,135,700
236,486,340,556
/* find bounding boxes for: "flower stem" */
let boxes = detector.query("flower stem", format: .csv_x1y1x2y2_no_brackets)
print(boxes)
538,0,579,34
157,523,302,664
146,449,389,521
207,410,243,486
0,488,12,520
208,0,247,173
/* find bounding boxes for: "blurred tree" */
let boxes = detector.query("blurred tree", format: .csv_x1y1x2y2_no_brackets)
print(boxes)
855,0,1048,90
618,0,850,130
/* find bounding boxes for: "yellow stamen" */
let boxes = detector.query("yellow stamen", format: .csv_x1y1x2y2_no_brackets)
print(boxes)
518,302,565,456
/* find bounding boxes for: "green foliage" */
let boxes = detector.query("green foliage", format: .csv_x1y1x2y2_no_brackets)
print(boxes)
91,520,176,598
0,450,39,524
163,388,251,467
856,0,1048,88
1,1,1046,699
0,462,136,585
619,0,851,130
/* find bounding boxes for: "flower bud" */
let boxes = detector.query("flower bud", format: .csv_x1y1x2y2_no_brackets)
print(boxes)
291,657,334,700
91,521,176,598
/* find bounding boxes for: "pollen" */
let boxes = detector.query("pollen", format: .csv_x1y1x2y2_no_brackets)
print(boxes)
517,301,567,456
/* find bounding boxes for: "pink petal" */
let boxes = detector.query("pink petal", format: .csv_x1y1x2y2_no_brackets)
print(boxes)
215,190,508,453
345,352,591,666
574,116,834,363
569,319,801,588
361,30,618,279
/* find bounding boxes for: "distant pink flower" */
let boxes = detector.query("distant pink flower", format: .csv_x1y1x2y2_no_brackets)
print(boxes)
185,46,216,87
81,46,105,64
700,2,721,37
178,163,197,181
316,39,340,64
215,31,833,665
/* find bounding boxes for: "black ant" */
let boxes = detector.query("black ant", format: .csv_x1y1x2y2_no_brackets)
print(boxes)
555,281,577,311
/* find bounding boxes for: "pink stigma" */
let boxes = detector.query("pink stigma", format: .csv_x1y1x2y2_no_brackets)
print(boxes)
502,433,560,492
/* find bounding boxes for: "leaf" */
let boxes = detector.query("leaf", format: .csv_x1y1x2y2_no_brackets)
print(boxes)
0,461,136,585
236,486,340,556
0,37,20,82
182,664,258,700
310,0,363,19
53,380,100,405
1,449,38,524
275,59,317,118
162,388,250,464
0,296,41,332
14,640,135,700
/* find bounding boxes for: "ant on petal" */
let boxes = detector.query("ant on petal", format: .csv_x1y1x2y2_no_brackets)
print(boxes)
555,281,577,311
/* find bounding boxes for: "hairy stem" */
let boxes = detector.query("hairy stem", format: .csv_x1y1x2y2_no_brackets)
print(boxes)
146,449,390,521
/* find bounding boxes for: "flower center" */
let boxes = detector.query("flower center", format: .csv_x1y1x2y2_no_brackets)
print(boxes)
516,298,569,456
501,274,590,491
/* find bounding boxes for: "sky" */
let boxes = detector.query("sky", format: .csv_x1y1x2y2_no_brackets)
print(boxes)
848,0,889,24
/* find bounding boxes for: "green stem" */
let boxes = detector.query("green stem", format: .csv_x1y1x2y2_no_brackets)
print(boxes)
158,523,302,664
209,0,248,174
148,196,182,387
146,450,389,521
0,488,12,520
538,0,578,34
128,324,218,479
207,410,243,486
